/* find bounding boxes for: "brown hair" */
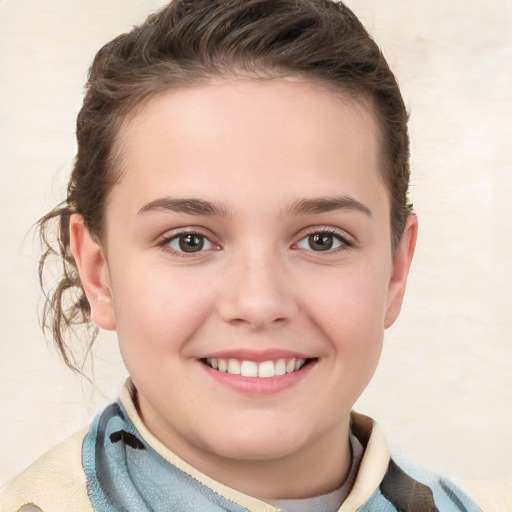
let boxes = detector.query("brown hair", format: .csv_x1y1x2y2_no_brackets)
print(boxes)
38,0,411,372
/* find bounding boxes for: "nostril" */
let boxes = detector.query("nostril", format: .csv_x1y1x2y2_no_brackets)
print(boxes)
217,279,299,328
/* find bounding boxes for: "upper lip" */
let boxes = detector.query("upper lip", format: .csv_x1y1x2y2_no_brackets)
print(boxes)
200,349,313,362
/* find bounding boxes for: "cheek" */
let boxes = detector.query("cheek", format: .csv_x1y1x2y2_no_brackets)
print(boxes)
110,264,216,357
308,268,387,331
303,261,389,352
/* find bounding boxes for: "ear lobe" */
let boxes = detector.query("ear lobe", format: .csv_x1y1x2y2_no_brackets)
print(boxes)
384,213,418,329
69,214,116,331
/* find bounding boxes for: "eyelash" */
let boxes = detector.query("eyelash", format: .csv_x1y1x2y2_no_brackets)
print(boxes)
294,227,353,254
158,229,217,257
158,227,353,257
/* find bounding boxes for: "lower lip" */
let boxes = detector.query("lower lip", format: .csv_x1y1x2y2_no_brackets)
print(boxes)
200,360,316,396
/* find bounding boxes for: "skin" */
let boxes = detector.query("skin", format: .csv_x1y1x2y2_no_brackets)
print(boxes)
70,77,417,500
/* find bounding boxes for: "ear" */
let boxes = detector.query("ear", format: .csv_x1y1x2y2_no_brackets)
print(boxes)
384,213,418,329
69,214,116,331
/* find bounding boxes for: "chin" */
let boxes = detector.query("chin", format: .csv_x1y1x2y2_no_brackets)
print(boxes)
201,423,316,462
214,441,302,462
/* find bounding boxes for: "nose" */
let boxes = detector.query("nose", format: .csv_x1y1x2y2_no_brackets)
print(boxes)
217,251,299,330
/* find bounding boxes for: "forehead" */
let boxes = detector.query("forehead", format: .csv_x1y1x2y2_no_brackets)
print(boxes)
109,78,387,216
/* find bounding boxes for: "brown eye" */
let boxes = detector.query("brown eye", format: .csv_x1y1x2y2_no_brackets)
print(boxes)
179,234,204,252
296,231,345,252
167,233,214,253
308,233,334,251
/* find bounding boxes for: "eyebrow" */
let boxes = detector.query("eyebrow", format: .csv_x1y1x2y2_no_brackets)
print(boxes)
285,196,372,218
137,195,372,218
138,197,230,217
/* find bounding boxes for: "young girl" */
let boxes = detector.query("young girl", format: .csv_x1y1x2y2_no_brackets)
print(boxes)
0,1,499,511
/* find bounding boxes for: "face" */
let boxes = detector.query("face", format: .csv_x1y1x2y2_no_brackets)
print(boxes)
72,78,416,493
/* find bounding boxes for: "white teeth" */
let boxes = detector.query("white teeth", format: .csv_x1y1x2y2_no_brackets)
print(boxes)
206,357,308,376
274,359,286,376
258,360,275,378
240,360,258,377
228,359,241,375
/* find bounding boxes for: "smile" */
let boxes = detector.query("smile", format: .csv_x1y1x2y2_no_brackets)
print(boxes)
203,358,308,378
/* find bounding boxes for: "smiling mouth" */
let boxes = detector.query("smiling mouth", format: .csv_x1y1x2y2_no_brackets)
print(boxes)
201,358,315,378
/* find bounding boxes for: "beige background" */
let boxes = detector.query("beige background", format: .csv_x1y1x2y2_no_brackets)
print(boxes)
1,0,511,485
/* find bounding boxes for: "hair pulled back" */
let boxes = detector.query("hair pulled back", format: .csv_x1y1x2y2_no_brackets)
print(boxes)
39,0,411,372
